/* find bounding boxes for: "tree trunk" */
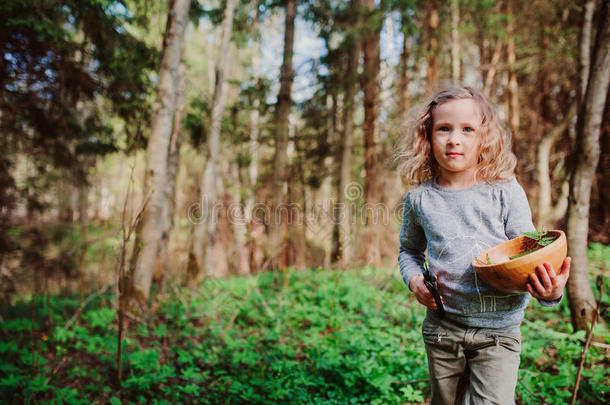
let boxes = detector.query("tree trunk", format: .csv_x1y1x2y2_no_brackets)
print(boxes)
268,0,296,270
337,22,359,269
188,0,236,282
535,102,577,228
229,159,251,276
506,0,520,146
451,0,461,84
580,0,596,101
361,0,382,267
244,19,261,224
566,0,610,331
131,0,190,307
153,61,186,290
426,3,439,92
483,40,502,95
398,27,410,124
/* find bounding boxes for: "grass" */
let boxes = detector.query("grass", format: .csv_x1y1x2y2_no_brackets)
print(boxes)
1,252,609,404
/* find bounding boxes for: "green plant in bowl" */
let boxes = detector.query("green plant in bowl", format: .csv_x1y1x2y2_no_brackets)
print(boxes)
509,231,558,260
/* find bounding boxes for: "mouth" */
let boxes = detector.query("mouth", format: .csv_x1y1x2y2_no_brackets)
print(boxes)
446,152,463,158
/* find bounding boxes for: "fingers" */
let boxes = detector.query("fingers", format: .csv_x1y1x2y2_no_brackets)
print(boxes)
417,288,437,309
529,267,546,295
559,257,571,280
526,281,538,298
415,286,437,309
528,259,571,301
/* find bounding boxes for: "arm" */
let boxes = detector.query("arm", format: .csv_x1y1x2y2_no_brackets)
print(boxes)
398,193,438,309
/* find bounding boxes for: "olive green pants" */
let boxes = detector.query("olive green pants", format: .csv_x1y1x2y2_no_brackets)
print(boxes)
422,314,521,405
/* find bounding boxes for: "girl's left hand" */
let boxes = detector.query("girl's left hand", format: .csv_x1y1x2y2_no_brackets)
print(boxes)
527,257,571,301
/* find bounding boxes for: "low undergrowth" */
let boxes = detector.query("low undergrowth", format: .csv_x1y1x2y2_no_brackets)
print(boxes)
1,257,608,404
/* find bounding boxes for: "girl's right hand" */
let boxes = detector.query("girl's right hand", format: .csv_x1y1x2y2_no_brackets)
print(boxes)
409,274,439,309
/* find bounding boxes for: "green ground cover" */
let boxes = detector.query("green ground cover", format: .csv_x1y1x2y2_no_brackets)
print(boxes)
0,246,608,404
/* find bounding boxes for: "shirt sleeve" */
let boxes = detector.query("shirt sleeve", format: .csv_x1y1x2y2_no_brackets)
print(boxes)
398,192,427,290
539,295,563,306
503,177,535,239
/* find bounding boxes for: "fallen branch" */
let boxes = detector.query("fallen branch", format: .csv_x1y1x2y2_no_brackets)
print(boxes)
228,286,253,327
254,287,275,319
64,283,113,331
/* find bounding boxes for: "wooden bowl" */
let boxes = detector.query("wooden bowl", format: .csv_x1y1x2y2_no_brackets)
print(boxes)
471,230,567,293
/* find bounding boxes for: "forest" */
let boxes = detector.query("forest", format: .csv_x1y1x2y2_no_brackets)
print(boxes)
0,0,608,403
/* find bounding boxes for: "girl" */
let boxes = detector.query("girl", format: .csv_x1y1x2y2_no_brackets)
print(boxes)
396,87,570,404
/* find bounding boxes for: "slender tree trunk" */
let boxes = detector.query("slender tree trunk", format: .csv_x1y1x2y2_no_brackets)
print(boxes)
329,92,341,266
288,116,307,269
580,0,596,101
76,171,88,282
483,40,502,95
189,0,236,282
131,0,190,307
337,25,359,269
398,28,410,124
566,0,610,331
361,0,382,267
506,0,520,146
229,159,251,275
268,0,296,270
244,27,261,224
426,3,439,92
535,102,577,228
153,61,186,289
451,0,461,84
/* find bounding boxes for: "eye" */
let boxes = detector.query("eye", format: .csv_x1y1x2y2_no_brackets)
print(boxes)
438,126,450,132
463,126,475,133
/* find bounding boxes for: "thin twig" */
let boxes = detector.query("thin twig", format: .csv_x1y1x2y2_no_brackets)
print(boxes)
392,378,429,386
44,357,68,385
228,286,253,327
570,276,604,405
64,283,113,331
254,287,275,319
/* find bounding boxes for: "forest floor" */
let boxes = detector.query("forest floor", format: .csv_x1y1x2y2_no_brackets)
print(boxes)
0,244,608,404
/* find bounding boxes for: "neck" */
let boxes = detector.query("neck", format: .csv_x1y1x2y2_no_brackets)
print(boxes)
436,170,480,190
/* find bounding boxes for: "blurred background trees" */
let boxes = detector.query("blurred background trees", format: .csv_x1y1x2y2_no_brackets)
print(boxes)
1,0,608,329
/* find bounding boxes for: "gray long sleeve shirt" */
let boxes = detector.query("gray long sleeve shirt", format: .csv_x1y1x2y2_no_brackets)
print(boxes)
398,177,540,328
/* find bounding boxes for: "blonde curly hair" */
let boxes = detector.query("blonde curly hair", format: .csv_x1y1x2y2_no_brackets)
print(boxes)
395,87,516,185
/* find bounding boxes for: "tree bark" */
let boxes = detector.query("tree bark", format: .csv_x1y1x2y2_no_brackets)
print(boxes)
506,0,520,145
580,0,596,101
268,0,296,270
483,40,502,95
153,61,186,290
566,0,610,331
244,20,261,224
361,0,382,267
229,159,251,276
398,27,410,124
336,18,360,269
189,0,236,281
426,3,439,92
535,102,577,228
451,0,461,84
131,0,190,307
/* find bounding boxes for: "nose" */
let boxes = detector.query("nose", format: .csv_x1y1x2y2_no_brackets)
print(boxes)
447,130,461,145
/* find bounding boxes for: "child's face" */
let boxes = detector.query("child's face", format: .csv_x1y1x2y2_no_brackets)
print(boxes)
430,98,482,182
